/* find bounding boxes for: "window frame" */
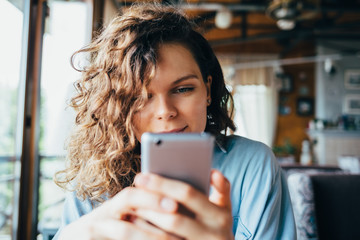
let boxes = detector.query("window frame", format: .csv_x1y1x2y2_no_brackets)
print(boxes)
9,1,97,239
14,0,48,239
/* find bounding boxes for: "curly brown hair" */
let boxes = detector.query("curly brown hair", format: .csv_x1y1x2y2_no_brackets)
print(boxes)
55,3,235,203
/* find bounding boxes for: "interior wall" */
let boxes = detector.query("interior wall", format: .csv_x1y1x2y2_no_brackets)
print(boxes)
274,63,315,162
316,40,360,120
271,41,316,162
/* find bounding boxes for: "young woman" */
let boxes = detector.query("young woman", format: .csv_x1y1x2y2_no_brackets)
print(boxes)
54,3,296,240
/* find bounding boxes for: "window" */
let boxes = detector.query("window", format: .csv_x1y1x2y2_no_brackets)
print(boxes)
0,0,25,239
0,0,92,239
37,1,92,239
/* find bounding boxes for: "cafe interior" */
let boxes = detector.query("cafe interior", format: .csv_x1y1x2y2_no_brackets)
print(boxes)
1,0,360,239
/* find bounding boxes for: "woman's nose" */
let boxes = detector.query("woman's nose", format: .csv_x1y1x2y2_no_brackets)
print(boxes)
155,96,177,120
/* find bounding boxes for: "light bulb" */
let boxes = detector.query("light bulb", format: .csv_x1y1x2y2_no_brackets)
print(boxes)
276,19,295,30
215,7,233,29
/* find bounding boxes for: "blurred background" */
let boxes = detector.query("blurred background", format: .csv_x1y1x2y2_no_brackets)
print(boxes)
0,0,359,239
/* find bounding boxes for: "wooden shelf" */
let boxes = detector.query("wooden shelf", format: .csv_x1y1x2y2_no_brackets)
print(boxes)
307,129,360,137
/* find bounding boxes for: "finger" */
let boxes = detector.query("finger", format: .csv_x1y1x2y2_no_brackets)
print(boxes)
104,187,178,219
135,209,209,239
135,173,208,213
209,169,232,209
132,217,174,237
135,173,228,227
94,218,178,240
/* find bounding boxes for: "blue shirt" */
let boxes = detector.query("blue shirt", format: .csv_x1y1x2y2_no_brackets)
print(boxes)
53,135,296,239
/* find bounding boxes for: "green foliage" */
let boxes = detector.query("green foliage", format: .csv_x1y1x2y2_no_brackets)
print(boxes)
272,139,296,156
0,162,15,214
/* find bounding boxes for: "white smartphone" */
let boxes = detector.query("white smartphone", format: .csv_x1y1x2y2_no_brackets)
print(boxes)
141,132,214,195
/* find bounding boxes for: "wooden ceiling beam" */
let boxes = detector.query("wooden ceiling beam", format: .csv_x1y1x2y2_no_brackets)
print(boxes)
113,1,360,13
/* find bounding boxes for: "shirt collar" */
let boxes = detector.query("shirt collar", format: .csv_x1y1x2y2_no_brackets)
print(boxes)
215,135,228,153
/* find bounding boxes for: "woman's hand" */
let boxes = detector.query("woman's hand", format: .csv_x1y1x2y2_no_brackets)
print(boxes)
59,169,233,240
134,169,234,240
58,187,182,240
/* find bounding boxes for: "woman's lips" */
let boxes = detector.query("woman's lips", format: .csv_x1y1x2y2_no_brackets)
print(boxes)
159,126,187,133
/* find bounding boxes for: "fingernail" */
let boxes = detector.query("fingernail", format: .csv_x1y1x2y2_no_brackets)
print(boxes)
160,197,177,211
135,174,149,187
169,235,181,240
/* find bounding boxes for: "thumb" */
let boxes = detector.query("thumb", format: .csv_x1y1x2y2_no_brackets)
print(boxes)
209,169,231,210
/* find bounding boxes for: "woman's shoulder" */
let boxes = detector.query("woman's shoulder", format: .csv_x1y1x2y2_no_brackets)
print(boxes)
220,134,274,157
63,191,95,217
214,134,278,175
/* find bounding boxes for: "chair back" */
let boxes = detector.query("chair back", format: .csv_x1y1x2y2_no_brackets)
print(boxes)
311,174,360,240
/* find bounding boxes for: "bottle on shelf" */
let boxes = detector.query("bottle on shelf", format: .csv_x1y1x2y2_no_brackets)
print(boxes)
300,140,312,165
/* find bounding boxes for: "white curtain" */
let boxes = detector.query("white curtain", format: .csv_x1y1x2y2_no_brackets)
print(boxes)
231,67,279,147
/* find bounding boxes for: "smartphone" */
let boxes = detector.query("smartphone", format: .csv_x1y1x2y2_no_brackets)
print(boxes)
141,132,214,195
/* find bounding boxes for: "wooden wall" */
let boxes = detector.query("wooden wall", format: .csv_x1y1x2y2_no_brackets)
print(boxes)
274,63,315,162
274,41,316,162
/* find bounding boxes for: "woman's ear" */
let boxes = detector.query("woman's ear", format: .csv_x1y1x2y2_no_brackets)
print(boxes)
206,76,212,104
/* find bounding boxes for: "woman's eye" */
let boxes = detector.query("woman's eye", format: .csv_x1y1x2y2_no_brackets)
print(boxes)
174,87,194,93
147,93,153,99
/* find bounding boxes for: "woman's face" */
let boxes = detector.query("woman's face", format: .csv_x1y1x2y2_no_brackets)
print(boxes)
133,43,211,142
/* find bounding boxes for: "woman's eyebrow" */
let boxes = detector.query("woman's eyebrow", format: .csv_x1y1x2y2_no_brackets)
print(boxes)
172,74,199,85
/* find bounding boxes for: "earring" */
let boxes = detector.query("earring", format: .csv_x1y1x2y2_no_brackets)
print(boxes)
207,99,211,106
207,113,215,125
